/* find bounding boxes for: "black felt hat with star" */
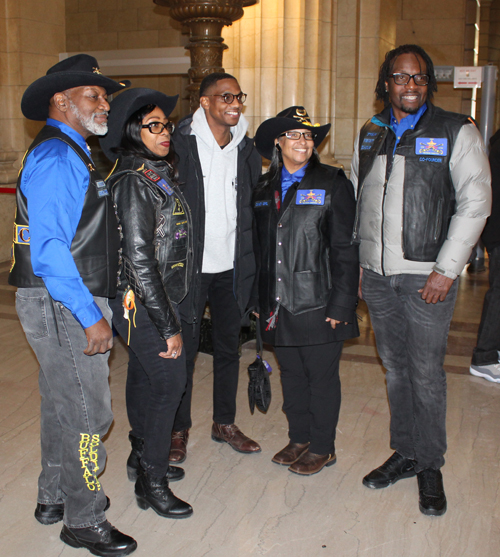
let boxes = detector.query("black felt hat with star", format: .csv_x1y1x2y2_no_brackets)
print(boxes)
254,106,331,161
21,54,130,121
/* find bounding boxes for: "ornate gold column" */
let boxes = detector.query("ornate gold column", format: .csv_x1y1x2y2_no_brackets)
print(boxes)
154,0,257,110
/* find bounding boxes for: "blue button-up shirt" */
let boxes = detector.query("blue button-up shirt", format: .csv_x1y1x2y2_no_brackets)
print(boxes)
20,119,103,328
390,103,427,152
281,163,308,200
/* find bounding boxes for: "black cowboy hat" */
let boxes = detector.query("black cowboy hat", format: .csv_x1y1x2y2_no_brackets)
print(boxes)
254,106,331,160
21,54,130,121
99,88,179,162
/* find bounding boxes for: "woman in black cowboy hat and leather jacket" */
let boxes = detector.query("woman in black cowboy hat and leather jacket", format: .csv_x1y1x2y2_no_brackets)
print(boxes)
100,88,193,518
252,106,359,476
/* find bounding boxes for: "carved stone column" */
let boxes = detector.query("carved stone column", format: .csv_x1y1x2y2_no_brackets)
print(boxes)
154,0,257,110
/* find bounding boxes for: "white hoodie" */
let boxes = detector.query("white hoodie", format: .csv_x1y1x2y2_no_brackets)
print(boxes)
191,107,249,273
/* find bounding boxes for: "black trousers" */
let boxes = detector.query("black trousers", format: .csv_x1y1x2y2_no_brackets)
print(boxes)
174,269,241,430
274,341,343,455
109,295,187,478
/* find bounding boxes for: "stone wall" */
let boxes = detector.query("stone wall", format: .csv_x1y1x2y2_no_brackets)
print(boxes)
0,0,66,261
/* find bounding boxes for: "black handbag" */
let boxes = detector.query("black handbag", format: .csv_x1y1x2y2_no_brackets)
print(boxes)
247,318,272,413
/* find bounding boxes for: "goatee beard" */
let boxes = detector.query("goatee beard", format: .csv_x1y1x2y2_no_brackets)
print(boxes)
68,100,108,136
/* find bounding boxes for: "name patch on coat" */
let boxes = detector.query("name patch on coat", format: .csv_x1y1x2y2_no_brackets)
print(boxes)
415,138,448,156
296,189,325,205
254,200,270,207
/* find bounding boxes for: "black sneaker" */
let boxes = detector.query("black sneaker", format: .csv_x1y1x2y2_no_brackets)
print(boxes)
363,451,416,489
60,520,137,557
417,468,447,516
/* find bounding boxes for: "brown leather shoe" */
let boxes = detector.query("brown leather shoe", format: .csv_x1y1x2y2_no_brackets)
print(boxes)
169,430,189,464
211,423,261,454
272,442,310,466
288,450,336,475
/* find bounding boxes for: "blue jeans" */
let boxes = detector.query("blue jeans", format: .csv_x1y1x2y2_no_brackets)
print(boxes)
109,295,187,478
362,270,458,471
472,246,500,366
16,288,112,528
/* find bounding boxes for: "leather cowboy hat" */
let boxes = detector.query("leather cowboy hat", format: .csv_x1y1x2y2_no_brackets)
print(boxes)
254,106,331,160
99,88,179,162
21,54,130,121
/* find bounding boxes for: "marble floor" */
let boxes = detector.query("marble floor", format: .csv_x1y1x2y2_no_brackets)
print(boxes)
0,260,499,557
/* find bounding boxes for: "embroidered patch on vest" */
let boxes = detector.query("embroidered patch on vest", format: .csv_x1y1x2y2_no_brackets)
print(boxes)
254,200,270,207
95,180,109,197
415,138,448,156
172,198,185,215
14,224,30,245
296,189,325,205
419,156,443,163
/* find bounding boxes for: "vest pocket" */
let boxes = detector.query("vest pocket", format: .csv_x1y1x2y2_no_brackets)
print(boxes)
293,270,325,313
433,199,443,242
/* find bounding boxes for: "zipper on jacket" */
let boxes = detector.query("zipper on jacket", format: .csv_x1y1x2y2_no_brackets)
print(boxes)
380,178,388,276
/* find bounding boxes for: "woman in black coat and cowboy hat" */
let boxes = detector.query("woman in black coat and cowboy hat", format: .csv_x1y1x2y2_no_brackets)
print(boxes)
100,88,193,518
252,106,359,475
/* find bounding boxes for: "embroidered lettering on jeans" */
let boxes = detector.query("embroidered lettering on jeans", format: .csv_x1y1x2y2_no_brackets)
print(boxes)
79,433,101,491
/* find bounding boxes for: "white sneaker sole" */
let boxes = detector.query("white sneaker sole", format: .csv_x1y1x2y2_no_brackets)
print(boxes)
469,366,500,383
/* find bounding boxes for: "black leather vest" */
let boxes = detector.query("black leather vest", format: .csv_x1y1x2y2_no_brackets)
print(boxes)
353,103,471,262
9,125,120,297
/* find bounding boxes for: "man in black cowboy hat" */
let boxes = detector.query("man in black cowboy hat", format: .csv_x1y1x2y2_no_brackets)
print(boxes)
9,54,137,556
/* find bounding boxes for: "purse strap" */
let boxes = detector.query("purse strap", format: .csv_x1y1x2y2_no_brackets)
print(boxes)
256,316,263,355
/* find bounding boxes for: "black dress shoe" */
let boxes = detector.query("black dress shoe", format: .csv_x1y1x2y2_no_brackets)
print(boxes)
135,472,193,519
363,451,416,489
417,468,447,516
60,520,137,557
35,496,110,525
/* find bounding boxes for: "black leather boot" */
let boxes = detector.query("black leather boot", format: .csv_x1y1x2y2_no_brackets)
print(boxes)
135,472,193,519
126,433,144,482
126,433,185,483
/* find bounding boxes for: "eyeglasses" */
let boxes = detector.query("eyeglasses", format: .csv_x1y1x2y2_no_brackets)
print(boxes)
204,92,247,104
141,121,175,134
389,73,430,86
278,131,317,141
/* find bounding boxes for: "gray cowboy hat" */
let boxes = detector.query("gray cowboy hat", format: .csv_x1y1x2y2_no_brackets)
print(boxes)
99,88,179,162
21,54,130,121
254,106,331,160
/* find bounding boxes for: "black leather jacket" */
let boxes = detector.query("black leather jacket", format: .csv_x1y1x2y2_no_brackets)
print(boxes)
252,161,359,346
107,155,192,340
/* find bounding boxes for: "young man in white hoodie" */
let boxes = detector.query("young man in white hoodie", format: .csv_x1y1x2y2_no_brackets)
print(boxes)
170,73,262,462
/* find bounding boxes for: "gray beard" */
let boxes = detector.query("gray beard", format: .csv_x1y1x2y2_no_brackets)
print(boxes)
68,100,108,136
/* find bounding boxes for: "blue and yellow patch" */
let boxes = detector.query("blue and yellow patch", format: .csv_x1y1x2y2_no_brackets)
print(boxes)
415,138,447,156
296,189,325,205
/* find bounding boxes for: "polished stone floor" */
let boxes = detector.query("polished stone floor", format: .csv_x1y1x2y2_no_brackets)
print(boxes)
0,260,499,557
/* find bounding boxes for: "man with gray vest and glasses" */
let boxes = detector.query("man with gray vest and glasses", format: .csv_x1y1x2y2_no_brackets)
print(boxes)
351,44,491,516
